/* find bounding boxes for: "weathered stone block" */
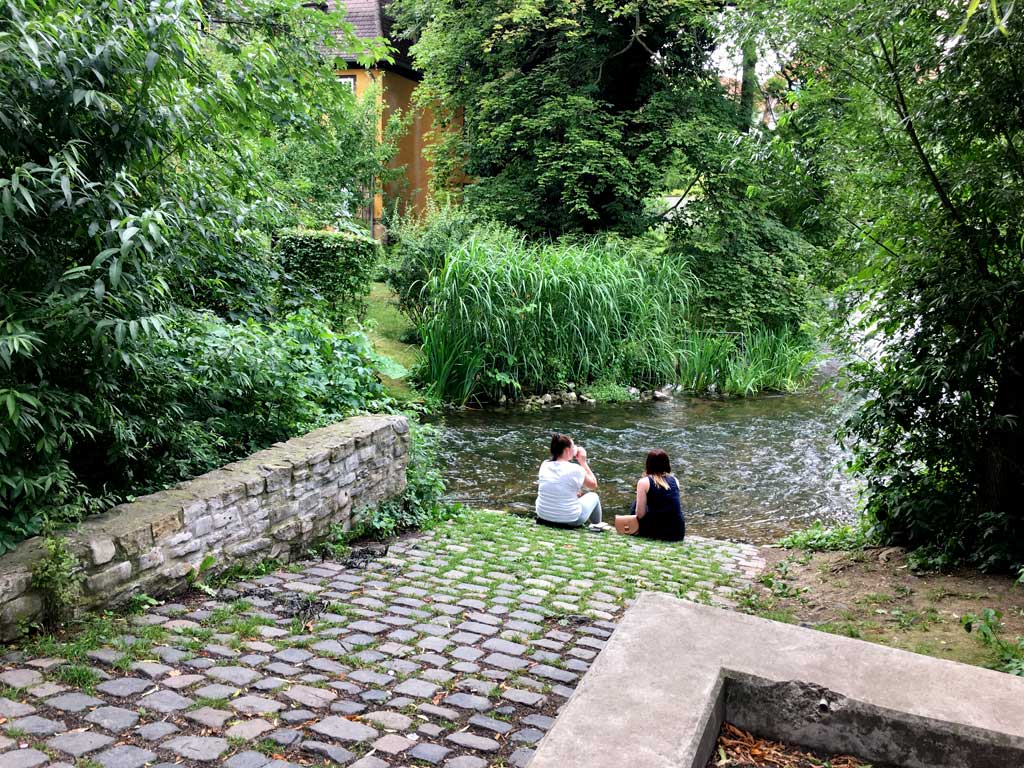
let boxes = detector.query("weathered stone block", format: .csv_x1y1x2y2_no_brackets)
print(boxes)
137,547,165,572
0,593,42,636
86,561,132,594
261,463,293,492
182,500,208,525
151,510,183,541
116,525,154,558
89,537,117,565
161,561,193,579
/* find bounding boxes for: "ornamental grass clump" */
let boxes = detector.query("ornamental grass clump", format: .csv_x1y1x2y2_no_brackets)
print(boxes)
417,228,694,403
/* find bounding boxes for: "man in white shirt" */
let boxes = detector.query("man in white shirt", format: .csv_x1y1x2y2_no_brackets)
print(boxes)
535,432,601,527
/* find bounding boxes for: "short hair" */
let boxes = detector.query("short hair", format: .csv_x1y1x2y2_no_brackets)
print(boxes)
550,433,573,460
645,449,671,476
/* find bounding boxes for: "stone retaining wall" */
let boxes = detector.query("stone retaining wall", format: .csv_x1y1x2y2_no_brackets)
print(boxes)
0,414,408,639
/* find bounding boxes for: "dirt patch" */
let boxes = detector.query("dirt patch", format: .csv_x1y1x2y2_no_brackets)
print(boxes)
743,547,1024,669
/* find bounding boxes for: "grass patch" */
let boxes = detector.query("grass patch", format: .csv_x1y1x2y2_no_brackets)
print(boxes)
778,519,874,552
51,664,100,691
364,282,421,402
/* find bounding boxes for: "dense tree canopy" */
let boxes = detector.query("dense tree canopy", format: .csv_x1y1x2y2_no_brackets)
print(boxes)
393,0,727,236
758,0,1024,569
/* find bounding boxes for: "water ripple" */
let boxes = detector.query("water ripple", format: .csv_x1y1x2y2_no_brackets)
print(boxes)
428,391,859,543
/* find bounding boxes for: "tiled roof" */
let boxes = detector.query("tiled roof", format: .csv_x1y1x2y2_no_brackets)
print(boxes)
328,0,382,41
325,0,417,75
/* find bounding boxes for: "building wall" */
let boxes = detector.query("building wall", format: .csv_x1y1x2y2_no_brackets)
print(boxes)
336,66,438,232
382,70,435,218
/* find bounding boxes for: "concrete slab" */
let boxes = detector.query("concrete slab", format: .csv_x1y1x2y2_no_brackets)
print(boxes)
531,593,1024,768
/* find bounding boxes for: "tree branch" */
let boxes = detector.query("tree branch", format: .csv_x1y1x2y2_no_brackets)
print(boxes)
875,33,966,229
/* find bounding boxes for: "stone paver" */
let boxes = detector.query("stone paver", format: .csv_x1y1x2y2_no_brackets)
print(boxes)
310,715,378,742
0,511,759,768
164,736,229,761
0,748,48,768
46,730,115,756
85,705,140,732
94,744,157,768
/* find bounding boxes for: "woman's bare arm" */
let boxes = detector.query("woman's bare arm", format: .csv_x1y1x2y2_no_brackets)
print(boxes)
576,447,598,490
635,477,649,518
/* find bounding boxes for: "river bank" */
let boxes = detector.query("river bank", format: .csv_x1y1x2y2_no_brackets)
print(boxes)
742,544,1024,671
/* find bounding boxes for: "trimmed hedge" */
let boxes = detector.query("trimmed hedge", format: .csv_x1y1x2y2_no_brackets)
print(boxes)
277,228,380,323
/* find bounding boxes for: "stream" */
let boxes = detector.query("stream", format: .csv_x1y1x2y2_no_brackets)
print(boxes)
429,387,858,544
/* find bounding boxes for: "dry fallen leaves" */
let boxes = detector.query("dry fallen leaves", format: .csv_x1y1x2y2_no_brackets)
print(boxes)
713,723,873,768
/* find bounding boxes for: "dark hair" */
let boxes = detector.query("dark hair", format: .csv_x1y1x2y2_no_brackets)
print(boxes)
550,433,573,460
645,449,671,476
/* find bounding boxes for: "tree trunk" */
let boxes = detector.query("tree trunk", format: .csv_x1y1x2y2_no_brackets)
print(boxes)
738,38,757,132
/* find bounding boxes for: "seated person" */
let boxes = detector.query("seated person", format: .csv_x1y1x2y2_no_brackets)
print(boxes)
535,432,601,528
631,449,685,541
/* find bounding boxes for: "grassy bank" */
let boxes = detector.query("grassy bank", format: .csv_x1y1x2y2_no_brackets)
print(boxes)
386,218,817,406
364,281,421,402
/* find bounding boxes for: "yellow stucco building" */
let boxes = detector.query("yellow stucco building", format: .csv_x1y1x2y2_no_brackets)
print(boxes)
328,0,437,238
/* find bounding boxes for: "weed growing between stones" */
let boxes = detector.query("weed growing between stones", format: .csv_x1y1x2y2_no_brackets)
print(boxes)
31,535,84,628
50,663,100,692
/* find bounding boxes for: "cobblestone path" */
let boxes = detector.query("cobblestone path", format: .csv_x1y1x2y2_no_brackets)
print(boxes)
0,511,764,768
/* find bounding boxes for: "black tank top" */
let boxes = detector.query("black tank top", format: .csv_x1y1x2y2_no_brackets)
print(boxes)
638,475,685,541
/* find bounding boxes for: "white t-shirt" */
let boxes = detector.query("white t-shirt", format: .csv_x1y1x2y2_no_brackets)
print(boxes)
535,460,586,523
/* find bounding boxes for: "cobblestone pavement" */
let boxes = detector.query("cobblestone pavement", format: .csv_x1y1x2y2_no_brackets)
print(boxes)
0,511,764,768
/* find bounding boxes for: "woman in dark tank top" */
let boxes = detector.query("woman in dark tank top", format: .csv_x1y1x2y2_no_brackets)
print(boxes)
631,449,685,541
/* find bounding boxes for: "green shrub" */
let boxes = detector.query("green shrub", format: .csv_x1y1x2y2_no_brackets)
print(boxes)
277,229,381,323
669,201,821,333
582,380,636,403
0,309,391,552
384,204,481,323
32,536,84,627
777,519,874,552
355,421,459,539
417,227,694,403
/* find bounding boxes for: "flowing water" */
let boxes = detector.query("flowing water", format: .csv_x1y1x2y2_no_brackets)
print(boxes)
429,388,858,543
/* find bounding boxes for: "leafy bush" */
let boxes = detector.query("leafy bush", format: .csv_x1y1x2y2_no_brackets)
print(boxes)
277,229,381,323
670,202,820,332
355,421,459,539
384,204,481,323
0,309,391,552
777,519,874,552
416,226,695,403
582,380,636,403
31,536,84,627
114,309,391,495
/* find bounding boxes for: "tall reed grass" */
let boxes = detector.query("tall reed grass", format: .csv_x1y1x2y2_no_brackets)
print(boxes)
675,327,817,396
417,227,694,403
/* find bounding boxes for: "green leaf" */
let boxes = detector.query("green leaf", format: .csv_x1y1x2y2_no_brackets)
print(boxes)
145,51,159,71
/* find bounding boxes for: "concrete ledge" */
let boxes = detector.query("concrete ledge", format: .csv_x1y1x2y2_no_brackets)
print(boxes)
531,593,1024,768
